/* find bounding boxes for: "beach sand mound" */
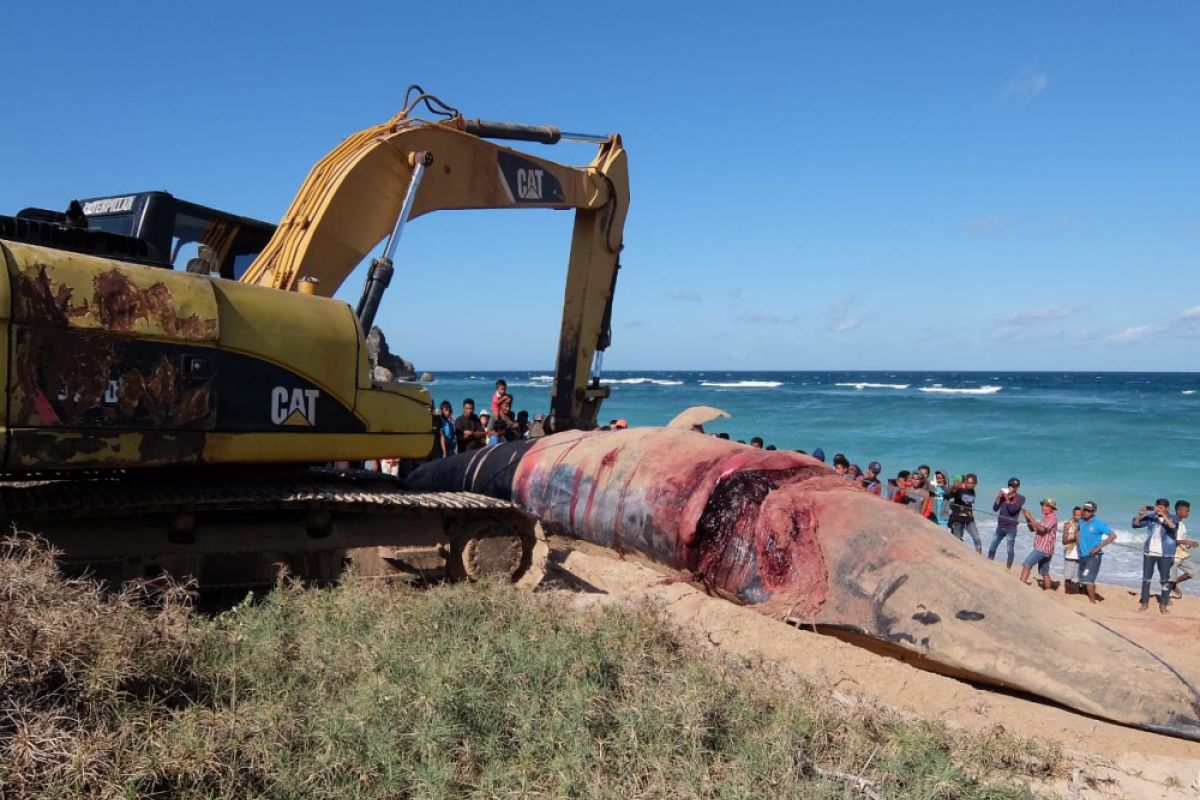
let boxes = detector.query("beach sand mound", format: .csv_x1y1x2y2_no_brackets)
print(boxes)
528,536,1200,800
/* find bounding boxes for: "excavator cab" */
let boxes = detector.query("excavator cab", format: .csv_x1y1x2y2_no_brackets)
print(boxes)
16,191,276,280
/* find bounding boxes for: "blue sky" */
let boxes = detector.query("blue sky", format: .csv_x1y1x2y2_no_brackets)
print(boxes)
3,1,1197,371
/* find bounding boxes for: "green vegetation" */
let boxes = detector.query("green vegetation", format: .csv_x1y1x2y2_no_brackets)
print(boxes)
1,536,1061,798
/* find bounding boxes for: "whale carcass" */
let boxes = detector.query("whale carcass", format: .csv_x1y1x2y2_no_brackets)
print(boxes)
410,427,1200,740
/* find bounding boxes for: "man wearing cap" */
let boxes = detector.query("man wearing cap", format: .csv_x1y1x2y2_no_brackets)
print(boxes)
528,413,547,439
861,462,883,496
946,473,982,552
988,477,1027,570
1132,498,1180,613
1019,499,1059,590
1077,501,1117,604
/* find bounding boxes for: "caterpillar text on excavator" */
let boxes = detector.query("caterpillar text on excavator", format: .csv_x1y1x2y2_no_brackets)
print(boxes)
0,87,628,589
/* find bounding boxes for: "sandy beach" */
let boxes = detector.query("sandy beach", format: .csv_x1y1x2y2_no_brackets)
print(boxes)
531,536,1200,799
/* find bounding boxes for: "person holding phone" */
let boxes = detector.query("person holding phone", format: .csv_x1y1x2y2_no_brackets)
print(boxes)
1019,499,1059,590
1132,498,1179,613
988,477,1026,569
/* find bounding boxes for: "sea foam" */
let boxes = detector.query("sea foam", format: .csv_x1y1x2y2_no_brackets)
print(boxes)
835,382,910,390
603,378,684,386
918,385,1002,396
700,380,783,388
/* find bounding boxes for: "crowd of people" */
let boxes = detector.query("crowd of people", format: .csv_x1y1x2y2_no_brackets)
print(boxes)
427,379,631,459
780,446,1196,611
430,380,544,457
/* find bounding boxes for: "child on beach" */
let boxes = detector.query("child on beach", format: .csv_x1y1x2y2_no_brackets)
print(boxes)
491,379,508,418
1061,506,1083,594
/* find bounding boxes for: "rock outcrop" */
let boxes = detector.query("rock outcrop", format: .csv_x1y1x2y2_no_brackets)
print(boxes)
366,326,416,382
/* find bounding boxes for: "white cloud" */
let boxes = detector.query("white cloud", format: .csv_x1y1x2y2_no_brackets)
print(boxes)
1104,325,1159,347
830,317,860,333
669,291,701,303
826,297,860,333
1179,306,1200,337
1003,71,1049,103
1006,305,1076,325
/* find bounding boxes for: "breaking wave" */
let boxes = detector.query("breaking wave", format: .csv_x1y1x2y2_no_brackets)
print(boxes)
530,375,554,382
603,378,684,386
834,382,910,390
1184,390,1196,396
700,380,783,388
918,385,1002,396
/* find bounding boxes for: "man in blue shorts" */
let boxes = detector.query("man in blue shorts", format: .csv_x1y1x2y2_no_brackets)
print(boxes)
1077,500,1117,604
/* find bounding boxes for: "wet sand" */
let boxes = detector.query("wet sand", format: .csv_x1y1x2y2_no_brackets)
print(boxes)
527,536,1200,799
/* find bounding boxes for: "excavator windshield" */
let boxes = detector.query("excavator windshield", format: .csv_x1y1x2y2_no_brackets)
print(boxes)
77,191,275,279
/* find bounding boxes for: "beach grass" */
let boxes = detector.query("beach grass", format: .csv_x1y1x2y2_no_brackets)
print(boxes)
1,535,1061,798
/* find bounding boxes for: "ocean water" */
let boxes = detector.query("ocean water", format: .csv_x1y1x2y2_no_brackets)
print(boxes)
424,371,1200,590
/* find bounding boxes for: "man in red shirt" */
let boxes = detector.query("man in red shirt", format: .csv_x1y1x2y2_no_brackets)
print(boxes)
1019,498,1059,590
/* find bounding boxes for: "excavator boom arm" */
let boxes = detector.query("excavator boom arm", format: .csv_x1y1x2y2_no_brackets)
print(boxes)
239,111,628,426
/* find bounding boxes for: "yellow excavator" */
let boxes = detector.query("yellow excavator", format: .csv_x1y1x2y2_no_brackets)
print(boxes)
0,87,628,588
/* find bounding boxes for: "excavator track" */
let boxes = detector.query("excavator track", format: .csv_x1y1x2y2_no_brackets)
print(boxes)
0,468,536,590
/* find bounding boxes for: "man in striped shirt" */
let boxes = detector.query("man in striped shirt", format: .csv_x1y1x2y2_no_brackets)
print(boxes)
1019,498,1060,590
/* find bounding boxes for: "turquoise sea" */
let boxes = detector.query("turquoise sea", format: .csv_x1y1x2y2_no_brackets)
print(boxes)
424,371,1200,590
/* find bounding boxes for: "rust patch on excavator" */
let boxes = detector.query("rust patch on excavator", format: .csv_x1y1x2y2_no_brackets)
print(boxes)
12,327,118,425
114,354,213,429
12,264,90,326
11,327,213,432
11,264,216,339
92,269,216,338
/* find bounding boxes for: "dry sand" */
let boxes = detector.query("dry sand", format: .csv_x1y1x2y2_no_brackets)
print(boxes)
524,536,1200,799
